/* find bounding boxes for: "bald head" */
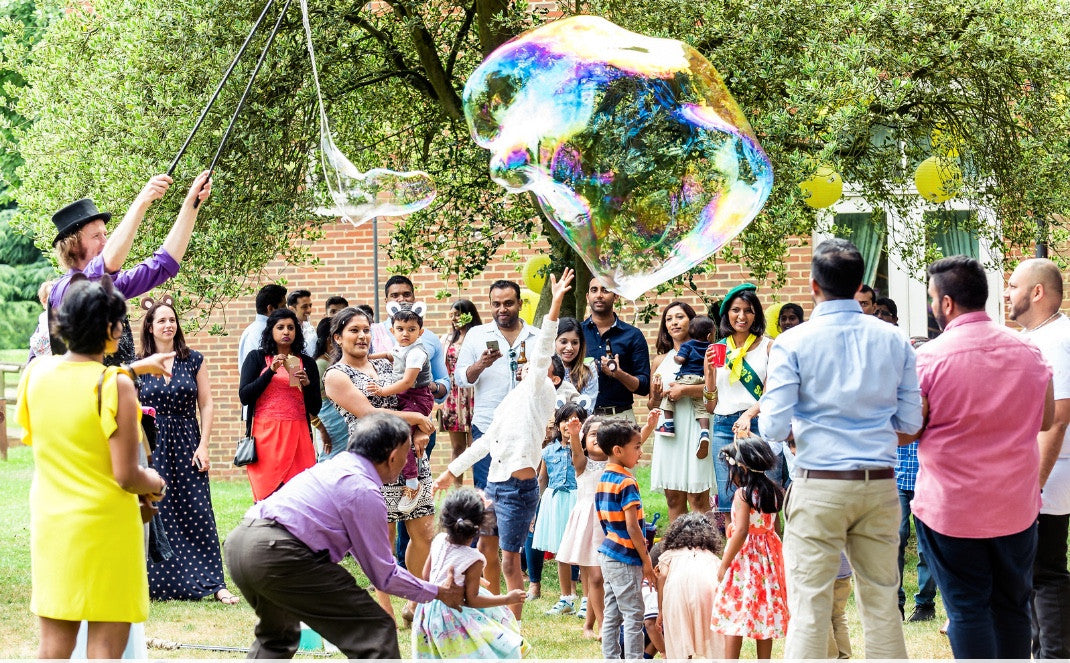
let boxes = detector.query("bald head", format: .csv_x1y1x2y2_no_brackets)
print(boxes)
1005,258,1064,327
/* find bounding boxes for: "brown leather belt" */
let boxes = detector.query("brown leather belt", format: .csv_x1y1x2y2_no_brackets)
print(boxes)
796,468,895,481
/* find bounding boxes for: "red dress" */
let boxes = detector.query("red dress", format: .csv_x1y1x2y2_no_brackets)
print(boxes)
711,502,789,640
247,357,315,501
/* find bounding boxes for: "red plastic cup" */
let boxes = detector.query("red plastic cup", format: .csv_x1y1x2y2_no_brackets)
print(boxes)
709,343,727,368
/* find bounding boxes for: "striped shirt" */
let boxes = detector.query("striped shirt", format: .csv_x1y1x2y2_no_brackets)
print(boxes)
595,463,645,565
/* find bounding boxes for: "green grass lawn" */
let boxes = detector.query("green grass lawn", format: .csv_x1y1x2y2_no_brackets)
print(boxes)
0,445,953,658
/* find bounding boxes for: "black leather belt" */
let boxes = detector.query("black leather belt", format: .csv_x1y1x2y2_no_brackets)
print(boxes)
795,468,895,481
595,405,630,415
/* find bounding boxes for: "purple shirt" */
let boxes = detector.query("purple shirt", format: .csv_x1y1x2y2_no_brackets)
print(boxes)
48,248,180,310
248,451,438,602
912,311,1050,539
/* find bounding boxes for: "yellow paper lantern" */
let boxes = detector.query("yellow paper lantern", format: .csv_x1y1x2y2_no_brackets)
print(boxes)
798,164,844,209
522,255,552,294
766,302,785,339
914,156,962,203
519,288,539,324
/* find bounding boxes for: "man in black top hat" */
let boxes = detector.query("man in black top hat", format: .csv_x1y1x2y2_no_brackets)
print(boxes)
31,170,212,363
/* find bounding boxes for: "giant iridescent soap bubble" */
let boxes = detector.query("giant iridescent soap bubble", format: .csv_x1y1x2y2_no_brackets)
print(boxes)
463,16,773,299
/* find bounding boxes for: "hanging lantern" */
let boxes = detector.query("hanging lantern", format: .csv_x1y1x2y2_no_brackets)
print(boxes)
914,156,962,203
798,164,844,209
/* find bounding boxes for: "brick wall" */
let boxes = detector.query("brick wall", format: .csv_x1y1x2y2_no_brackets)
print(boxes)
176,218,814,478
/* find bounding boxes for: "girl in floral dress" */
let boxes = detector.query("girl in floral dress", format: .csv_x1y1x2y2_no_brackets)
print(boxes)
711,436,788,658
412,489,530,659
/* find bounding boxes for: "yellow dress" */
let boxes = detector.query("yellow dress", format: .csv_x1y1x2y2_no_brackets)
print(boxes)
16,357,148,622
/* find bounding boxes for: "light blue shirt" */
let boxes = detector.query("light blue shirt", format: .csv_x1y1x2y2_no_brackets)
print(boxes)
238,314,268,369
757,298,923,471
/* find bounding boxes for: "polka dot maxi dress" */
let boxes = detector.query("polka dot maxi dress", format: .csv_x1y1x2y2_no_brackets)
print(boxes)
140,350,227,600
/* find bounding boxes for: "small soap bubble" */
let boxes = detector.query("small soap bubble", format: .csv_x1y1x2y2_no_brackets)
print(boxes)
463,16,773,298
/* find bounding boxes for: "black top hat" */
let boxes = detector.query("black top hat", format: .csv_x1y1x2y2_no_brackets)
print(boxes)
52,198,111,246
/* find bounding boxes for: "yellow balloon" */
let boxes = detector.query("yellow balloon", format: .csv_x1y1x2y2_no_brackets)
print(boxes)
766,302,785,339
914,156,962,203
519,288,539,325
798,164,844,209
522,255,552,294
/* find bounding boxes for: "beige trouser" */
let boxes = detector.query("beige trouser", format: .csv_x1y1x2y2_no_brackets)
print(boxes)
783,476,906,659
827,575,853,658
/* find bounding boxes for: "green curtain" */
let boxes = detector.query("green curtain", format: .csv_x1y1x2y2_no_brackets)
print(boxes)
928,211,979,259
836,213,884,285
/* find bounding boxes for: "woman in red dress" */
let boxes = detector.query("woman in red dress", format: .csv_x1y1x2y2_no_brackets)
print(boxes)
238,308,321,501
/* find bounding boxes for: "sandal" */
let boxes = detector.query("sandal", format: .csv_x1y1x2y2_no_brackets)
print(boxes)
215,589,241,605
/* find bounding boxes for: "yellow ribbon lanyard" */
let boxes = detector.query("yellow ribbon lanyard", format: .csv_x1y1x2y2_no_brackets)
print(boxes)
725,334,757,384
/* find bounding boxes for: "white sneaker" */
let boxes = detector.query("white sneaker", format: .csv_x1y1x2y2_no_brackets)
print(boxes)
396,486,421,514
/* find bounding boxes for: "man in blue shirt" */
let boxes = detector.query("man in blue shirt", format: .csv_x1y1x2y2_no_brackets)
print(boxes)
758,238,922,659
582,278,650,421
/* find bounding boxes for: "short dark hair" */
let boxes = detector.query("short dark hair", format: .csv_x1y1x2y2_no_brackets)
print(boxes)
392,309,423,327
56,275,126,355
489,279,521,300
717,290,766,339
928,255,988,311
596,419,641,457
780,303,805,324
346,412,411,463
286,289,312,308
255,284,287,315
875,296,898,318
259,308,307,356
356,304,374,319
858,284,876,299
325,295,349,310
812,239,865,299
384,275,414,297
688,315,715,342
550,354,566,380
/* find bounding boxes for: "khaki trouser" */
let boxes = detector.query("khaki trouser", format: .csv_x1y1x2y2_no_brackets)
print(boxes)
784,476,906,659
827,575,853,658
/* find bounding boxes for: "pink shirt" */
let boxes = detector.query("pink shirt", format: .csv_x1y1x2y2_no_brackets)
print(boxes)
912,311,1050,538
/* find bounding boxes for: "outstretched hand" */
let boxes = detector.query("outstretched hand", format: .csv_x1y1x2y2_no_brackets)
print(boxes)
136,174,173,206
549,267,575,302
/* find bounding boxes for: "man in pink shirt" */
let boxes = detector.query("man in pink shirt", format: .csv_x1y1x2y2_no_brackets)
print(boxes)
909,255,1055,658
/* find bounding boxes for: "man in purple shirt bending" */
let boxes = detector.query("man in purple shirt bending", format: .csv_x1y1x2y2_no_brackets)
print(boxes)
224,413,463,658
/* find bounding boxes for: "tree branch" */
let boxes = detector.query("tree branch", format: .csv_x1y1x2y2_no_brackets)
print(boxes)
476,0,512,57
341,10,438,101
385,1,465,122
446,1,478,80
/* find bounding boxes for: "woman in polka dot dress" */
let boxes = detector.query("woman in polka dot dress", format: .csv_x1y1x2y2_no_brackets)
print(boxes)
138,299,238,604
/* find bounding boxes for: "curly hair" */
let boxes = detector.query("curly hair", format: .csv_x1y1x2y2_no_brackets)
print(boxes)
55,275,126,355
661,512,723,555
439,488,487,545
259,308,307,357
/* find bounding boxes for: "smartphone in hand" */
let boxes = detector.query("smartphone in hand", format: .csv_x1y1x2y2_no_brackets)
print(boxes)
486,340,500,352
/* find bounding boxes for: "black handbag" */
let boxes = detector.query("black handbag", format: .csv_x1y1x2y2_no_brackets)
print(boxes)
233,413,257,467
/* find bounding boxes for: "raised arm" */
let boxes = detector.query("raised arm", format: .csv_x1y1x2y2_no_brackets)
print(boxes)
101,174,172,273
160,170,212,263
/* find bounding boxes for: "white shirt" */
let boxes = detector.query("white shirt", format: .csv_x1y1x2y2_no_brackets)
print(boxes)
714,335,772,414
449,315,558,482
238,314,268,369
453,319,540,431
1023,314,1070,515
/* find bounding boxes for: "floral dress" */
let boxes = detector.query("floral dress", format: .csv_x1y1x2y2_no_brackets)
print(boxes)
441,339,473,432
711,501,789,640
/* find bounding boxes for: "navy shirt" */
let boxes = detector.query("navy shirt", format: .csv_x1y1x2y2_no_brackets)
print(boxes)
582,315,651,410
675,339,710,376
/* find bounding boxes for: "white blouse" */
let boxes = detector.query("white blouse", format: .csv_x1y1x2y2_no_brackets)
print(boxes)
713,335,772,415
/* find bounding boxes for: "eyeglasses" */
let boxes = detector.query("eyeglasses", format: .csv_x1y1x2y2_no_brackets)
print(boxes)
875,309,896,319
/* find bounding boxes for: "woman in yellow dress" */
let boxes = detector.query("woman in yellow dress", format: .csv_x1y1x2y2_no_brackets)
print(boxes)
17,276,168,658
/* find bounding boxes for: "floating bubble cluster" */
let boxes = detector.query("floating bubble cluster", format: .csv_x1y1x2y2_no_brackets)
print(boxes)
463,16,773,298
301,0,435,226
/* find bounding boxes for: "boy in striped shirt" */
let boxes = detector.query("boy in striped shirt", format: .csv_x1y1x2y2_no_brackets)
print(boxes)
595,419,655,659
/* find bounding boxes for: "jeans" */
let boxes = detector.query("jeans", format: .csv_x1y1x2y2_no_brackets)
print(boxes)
524,531,545,583
916,518,1037,658
1032,513,1070,658
599,553,645,659
897,488,937,609
711,412,757,511
470,425,491,490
